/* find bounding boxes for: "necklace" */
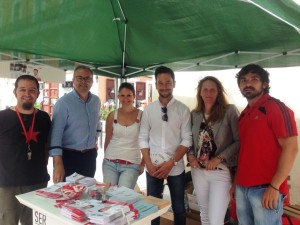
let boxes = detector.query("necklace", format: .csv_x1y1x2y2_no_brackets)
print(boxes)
15,106,36,160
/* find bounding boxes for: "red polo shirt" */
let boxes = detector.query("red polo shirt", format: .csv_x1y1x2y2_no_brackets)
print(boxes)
236,94,297,194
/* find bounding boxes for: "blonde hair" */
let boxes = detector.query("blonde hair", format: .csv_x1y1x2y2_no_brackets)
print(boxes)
193,76,228,124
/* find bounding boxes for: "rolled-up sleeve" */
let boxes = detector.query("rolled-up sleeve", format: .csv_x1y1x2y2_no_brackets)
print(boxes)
180,107,192,148
139,109,150,149
49,100,68,156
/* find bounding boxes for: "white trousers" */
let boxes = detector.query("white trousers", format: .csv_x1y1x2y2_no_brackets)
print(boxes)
191,168,231,225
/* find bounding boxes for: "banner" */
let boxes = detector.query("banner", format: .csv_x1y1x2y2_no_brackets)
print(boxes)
0,61,65,83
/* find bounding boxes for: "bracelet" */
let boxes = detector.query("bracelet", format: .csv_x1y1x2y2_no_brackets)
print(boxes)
216,155,224,162
269,183,279,192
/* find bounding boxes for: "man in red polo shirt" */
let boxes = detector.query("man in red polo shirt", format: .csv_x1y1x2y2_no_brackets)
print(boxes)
235,64,298,225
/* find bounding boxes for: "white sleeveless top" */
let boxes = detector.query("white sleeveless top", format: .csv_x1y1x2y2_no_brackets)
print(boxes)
104,109,142,164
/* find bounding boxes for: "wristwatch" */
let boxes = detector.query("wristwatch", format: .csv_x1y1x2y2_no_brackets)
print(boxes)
171,157,178,166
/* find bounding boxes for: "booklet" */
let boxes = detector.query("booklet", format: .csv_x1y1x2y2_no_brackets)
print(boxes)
106,186,142,204
35,182,86,202
133,200,158,219
35,182,68,199
140,195,170,209
66,172,97,186
88,210,136,225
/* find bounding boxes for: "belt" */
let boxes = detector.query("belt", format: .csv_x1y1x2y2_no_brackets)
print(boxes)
62,148,95,153
215,167,223,171
198,162,223,170
105,158,133,165
251,184,269,188
194,166,223,170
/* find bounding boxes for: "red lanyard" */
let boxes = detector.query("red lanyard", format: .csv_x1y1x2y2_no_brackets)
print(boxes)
15,106,36,144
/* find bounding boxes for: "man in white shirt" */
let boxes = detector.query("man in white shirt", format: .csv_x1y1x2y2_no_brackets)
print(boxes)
139,66,192,225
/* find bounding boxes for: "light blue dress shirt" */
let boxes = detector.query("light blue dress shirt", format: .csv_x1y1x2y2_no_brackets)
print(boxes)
49,90,101,156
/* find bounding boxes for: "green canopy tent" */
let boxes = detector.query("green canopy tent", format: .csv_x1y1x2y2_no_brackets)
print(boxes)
0,0,299,78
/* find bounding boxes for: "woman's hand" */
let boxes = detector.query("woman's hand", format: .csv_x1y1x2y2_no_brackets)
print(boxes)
188,155,200,169
206,156,222,170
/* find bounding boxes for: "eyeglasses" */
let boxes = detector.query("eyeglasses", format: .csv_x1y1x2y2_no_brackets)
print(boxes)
161,107,168,122
75,76,93,82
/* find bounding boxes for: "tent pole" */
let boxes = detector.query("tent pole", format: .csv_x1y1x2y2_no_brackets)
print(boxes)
117,0,128,79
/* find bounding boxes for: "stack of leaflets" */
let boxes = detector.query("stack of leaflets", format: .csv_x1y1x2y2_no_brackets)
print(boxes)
59,183,86,201
106,186,142,204
35,183,64,198
66,172,97,186
88,210,136,225
133,200,159,219
61,204,87,222
61,199,137,224
141,195,170,209
150,152,171,166
35,182,86,202
105,200,138,218
91,210,136,225
54,200,76,209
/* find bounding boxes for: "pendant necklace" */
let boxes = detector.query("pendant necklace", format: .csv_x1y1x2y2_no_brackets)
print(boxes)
15,106,36,160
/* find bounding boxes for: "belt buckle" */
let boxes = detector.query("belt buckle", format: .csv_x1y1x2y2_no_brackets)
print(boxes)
198,161,206,169
115,159,119,164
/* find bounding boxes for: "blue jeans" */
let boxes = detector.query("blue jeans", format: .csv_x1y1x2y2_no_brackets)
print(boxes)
146,171,186,225
236,184,284,225
102,159,140,189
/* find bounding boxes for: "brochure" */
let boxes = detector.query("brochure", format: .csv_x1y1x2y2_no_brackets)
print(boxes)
61,199,132,224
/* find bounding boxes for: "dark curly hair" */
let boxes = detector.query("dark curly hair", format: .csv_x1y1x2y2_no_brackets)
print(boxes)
236,64,270,94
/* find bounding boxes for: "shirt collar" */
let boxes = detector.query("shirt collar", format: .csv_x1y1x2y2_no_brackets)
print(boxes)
158,97,175,107
72,89,91,103
245,93,270,113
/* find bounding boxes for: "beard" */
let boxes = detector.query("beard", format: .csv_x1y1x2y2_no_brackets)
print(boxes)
158,90,172,99
22,102,34,110
241,87,264,99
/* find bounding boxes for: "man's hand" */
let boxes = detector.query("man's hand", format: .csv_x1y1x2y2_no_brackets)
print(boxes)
261,186,279,209
153,160,174,179
145,162,159,177
52,156,65,183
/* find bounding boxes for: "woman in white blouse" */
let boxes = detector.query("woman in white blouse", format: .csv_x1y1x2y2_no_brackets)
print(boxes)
103,82,144,189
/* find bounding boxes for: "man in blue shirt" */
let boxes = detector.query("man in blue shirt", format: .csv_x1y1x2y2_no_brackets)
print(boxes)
49,65,101,183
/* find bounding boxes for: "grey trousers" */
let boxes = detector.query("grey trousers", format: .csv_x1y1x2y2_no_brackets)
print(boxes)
0,182,47,225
